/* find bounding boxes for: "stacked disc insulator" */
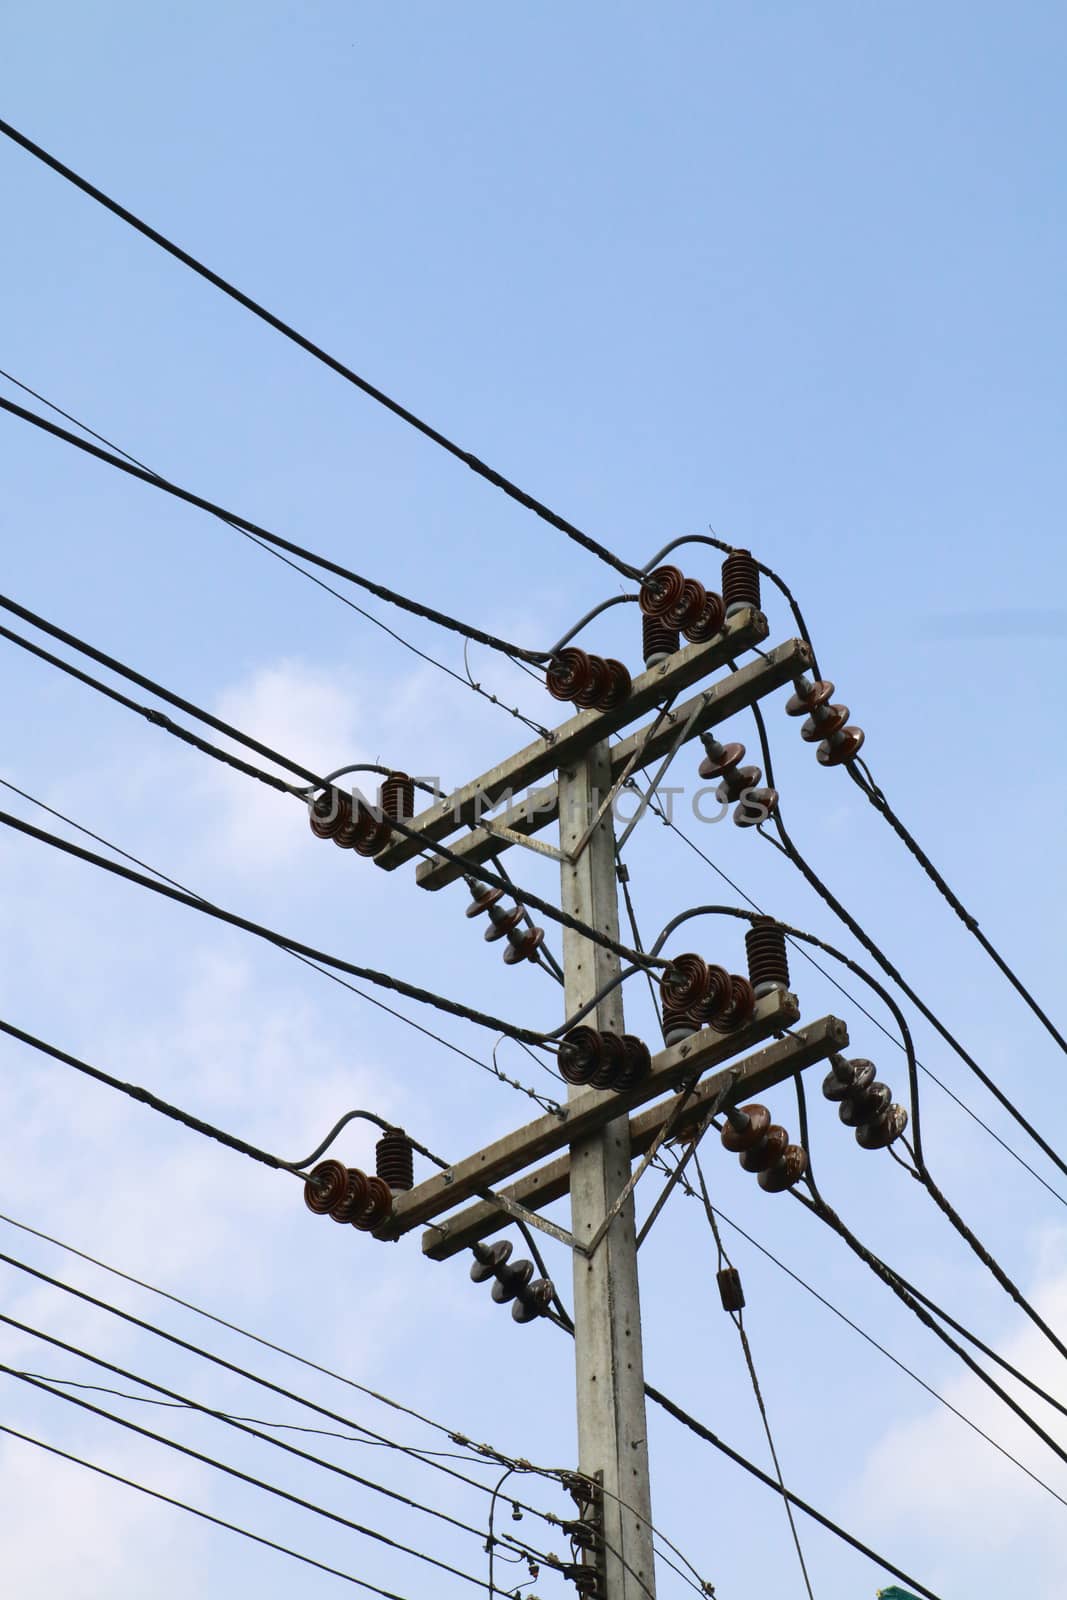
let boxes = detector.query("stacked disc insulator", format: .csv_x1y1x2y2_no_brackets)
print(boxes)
545,648,632,712
469,1239,555,1324
556,1028,651,1093
696,733,778,828
307,790,394,858
721,548,761,618
659,954,757,1036
785,676,865,767
639,565,725,643
464,878,546,970
720,1104,808,1192
822,1055,908,1149
375,1128,415,1192
303,1160,394,1231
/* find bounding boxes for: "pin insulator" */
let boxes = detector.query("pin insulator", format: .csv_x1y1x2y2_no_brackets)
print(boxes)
642,614,680,667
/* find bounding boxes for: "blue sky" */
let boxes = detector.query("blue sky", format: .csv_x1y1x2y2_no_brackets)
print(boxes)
1,3,1066,1596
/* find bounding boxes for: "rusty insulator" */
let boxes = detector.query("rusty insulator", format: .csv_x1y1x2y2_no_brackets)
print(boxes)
664,577,708,632
721,548,761,617
614,1035,652,1093
642,614,680,668
557,1025,604,1085
660,952,710,1010
502,924,545,965
717,1265,745,1313
817,726,866,766
465,882,505,918
733,787,778,828
484,902,525,943
352,1174,393,1231
721,1104,807,1192
639,565,685,619
309,791,351,841
682,589,726,643
707,974,757,1033
697,735,745,782
329,1167,371,1224
745,918,790,997
304,1159,350,1214
379,771,415,821
822,1055,908,1149
376,1128,415,1192
546,648,592,702
661,996,700,1046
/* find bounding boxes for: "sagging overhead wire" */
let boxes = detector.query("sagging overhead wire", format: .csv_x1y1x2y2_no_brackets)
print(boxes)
0,116,642,583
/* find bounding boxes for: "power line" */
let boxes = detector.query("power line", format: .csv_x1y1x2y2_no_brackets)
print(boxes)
0,116,642,582
0,1423,421,1600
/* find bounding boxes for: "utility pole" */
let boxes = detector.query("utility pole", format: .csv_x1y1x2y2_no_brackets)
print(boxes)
559,739,656,1598
355,612,849,1599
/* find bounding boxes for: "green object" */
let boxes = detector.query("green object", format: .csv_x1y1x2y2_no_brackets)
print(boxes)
878,1589,922,1599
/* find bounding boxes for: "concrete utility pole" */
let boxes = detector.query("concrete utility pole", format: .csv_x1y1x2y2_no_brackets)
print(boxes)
559,740,656,1599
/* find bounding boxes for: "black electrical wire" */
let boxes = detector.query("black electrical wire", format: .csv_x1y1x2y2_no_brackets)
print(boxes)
0,1423,419,1600
0,1312,556,1571
1,1365,496,1591
0,118,642,582
0,363,549,738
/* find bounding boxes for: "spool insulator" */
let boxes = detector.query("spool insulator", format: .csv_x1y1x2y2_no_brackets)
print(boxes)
329,1168,371,1224
599,659,632,709
721,548,761,616
721,1103,771,1154
465,884,505,918
707,974,757,1033
785,679,835,718
557,1026,603,1085
492,1258,534,1304
800,703,851,744
745,919,790,996
734,787,778,827
503,925,545,965
757,1145,809,1192
546,648,592,702
717,1266,745,1313
856,1104,909,1150
739,1123,790,1173
513,1277,555,1323
573,654,610,709
379,771,415,821
664,577,708,631
642,614,680,667
470,1239,512,1282
697,738,745,782
694,963,732,1023
376,1128,415,1192
614,1035,652,1093
661,998,699,1046
660,953,709,1010
309,791,351,841
484,903,524,943
817,726,866,767
639,565,686,619
682,590,726,643
304,1159,350,1214
351,1174,393,1231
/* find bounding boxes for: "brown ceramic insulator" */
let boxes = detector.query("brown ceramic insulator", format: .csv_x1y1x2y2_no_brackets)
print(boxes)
513,1277,556,1323
800,703,851,743
329,1167,371,1224
720,1103,771,1153
745,919,790,994
353,813,396,857
682,590,726,643
721,548,761,615
557,1025,603,1085
838,1081,893,1128
598,659,632,709
856,1104,909,1150
309,791,352,841
351,1174,394,1231
491,1257,534,1303
822,1057,876,1102
693,963,733,1024
697,738,745,782
817,726,866,766
639,565,685,619
734,787,778,828
613,1035,652,1093
375,1128,415,1193
708,974,757,1034
758,1145,809,1192
715,764,762,805
661,997,700,1045
379,771,415,821
664,577,708,631
590,1031,626,1090
484,903,524,943
785,679,835,718
546,648,592,702
574,654,610,709
470,1239,512,1282
739,1123,790,1173
465,884,505,918
503,925,545,965
717,1266,745,1313
642,614,680,666
659,952,710,1010
304,1159,350,1214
